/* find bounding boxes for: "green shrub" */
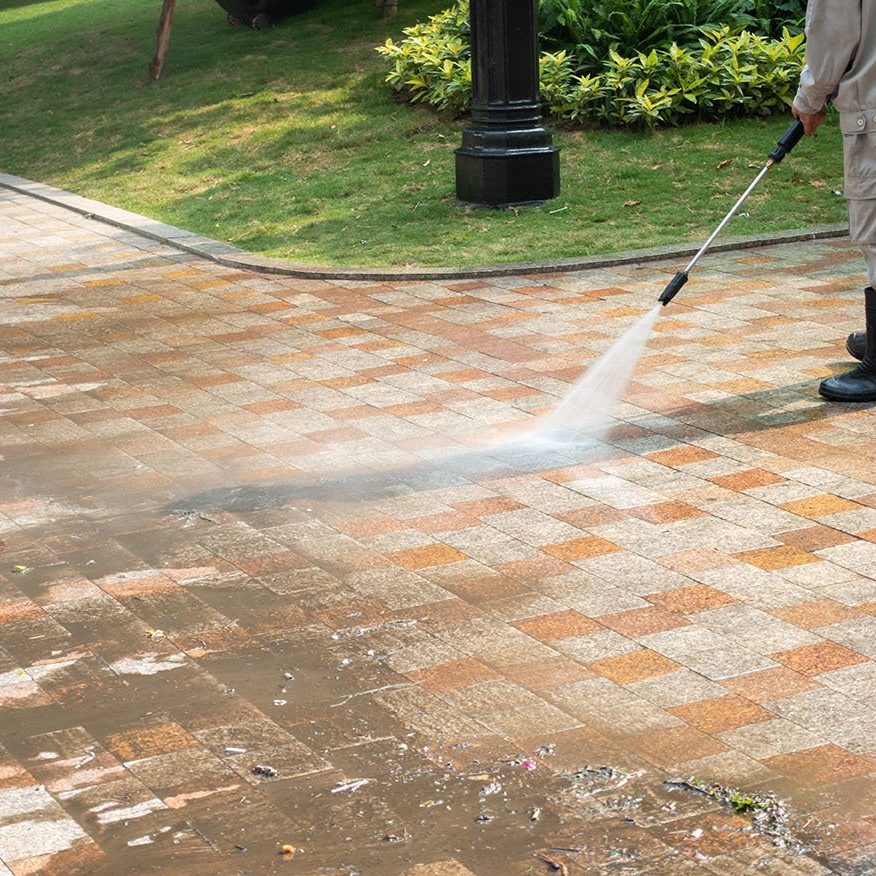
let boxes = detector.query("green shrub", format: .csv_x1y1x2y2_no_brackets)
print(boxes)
537,0,805,56
377,5,806,128
378,2,470,111
539,0,758,64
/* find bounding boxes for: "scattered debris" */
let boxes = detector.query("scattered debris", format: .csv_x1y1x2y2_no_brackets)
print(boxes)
520,759,537,770
224,747,247,756
330,778,371,794
535,744,555,757
74,747,96,769
273,699,287,706
252,765,278,778
536,851,569,875
330,682,415,708
529,807,542,822
280,844,297,857
419,799,443,808
382,831,408,843
283,671,294,679
475,814,494,824
11,565,29,574
665,777,805,851
564,765,637,796
144,629,165,639
177,511,218,527
234,844,247,852
333,619,419,639
479,781,503,797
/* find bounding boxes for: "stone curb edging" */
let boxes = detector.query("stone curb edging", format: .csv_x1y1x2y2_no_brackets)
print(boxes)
1,171,850,282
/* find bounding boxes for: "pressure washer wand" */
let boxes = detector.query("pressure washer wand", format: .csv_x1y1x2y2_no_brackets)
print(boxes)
658,118,806,306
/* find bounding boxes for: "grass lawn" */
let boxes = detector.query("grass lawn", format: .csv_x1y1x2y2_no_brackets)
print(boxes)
0,0,848,268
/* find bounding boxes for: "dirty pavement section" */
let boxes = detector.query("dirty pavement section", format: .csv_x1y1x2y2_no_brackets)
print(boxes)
1,185,876,874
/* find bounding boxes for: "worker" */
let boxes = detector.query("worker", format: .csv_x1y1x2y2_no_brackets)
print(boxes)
793,0,876,401
215,0,315,29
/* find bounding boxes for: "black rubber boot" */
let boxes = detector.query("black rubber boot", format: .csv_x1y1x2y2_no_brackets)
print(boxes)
847,331,866,360
821,287,876,401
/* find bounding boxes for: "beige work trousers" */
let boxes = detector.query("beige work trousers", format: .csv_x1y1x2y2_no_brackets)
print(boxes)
864,244,876,287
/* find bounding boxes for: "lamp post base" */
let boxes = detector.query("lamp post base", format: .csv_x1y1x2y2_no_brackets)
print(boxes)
455,144,560,207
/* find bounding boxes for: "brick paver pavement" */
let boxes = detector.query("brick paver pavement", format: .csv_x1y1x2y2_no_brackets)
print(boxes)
2,185,876,874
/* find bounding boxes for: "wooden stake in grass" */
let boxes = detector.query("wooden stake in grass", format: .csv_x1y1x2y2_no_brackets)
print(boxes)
149,0,177,81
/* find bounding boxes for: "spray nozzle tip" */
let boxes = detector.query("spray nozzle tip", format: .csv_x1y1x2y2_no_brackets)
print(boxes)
658,271,689,306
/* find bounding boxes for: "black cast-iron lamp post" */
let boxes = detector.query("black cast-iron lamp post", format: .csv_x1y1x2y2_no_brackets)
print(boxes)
455,0,560,207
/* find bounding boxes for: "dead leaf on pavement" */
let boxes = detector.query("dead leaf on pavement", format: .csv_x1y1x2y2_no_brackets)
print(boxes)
536,852,569,875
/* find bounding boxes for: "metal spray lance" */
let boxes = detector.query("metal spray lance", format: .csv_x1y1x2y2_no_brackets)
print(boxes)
658,118,807,306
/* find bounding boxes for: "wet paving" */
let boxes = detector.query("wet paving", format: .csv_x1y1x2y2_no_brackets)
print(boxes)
1,184,876,874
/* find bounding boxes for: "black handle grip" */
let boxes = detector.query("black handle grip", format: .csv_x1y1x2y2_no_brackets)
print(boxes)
658,271,688,306
768,118,805,164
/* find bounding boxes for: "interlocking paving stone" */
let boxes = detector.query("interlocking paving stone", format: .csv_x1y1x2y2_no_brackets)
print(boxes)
2,186,876,871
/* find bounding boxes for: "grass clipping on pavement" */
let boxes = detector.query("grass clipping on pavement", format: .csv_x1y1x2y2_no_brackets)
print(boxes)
0,0,848,268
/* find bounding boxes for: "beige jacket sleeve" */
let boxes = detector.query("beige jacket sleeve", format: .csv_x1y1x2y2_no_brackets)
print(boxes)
794,0,862,114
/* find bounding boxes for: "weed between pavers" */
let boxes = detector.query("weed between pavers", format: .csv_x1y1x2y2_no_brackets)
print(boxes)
664,777,807,852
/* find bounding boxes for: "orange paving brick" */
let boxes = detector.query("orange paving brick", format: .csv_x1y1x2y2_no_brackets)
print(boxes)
723,667,817,703
502,656,594,691
406,657,501,693
588,649,680,684
670,695,774,734
411,511,481,534
710,468,786,491
645,445,719,467
763,744,876,785
0,600,44,623
243,398,303,414
539,464,604,485
388,544,467,569
655,549,735,574
734,545,820,570
780,495,862,518
598,607,690,638
627,501,704,523
555,506,628,528
451,497,526,517
629,724,729,768
771,599,862,630
512,610,602,642
777,525,857,551
647,584,738,614
772,642,870,677
542,536,622,562
104,722,197,762
316,326,367,339
494,555,571,581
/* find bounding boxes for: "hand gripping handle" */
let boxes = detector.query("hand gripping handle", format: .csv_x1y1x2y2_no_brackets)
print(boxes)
768,118,805,164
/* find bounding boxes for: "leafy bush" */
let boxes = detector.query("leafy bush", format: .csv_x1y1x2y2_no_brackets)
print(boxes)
377,4,806,128
538,0,758,64
538,0,805,58
378,2,471,111
542,28,805,126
